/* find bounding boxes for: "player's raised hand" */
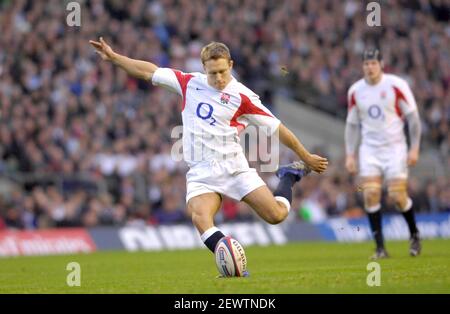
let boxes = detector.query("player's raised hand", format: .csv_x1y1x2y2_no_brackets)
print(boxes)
89,37,115,61
305,154,328,174
345,154,357,174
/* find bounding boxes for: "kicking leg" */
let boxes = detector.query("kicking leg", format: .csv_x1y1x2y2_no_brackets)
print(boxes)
242,161,311,225
242,185,290,224
274,161,311,205
242,161,311,224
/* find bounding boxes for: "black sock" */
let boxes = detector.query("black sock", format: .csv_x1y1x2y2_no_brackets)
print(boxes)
204,231,225,253
368,211,384,249
274,173,297,203
402,209,419,237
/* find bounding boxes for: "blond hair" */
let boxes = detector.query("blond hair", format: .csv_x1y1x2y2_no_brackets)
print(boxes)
200,42,231,64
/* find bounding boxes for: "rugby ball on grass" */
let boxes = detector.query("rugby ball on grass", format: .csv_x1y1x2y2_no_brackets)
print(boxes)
215,236,247,277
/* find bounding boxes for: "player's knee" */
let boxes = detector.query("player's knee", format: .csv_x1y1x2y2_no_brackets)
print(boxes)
388,191,408,210
388,182,408,209
388,191,401,204
363,189,381,207
266,206,288,225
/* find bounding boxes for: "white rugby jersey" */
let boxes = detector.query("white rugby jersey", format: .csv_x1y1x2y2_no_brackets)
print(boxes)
346,73,418,147
152,68,280,167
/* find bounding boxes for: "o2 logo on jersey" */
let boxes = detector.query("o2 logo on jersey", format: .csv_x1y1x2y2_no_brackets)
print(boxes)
196,102,217,126
368,104,383,120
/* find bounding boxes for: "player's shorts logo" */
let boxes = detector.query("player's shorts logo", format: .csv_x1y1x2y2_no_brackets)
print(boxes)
368,104,383,119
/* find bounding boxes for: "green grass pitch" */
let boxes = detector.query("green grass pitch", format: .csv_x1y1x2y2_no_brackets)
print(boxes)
1,239,449,293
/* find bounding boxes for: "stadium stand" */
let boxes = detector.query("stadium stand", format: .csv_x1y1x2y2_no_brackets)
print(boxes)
0,0,448,229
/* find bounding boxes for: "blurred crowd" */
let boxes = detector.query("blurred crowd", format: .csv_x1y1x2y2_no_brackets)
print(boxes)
0,0,449,230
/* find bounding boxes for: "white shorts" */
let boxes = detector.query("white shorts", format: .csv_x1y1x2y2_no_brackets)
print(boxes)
359,143,408,180
185,157,266,203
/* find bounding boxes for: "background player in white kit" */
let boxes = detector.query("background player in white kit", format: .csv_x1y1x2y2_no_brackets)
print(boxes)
345,49,422,259
90,38,328,274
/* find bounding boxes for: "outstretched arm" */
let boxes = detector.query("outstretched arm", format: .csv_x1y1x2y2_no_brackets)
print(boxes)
277,123,328,174
89,37,158,81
